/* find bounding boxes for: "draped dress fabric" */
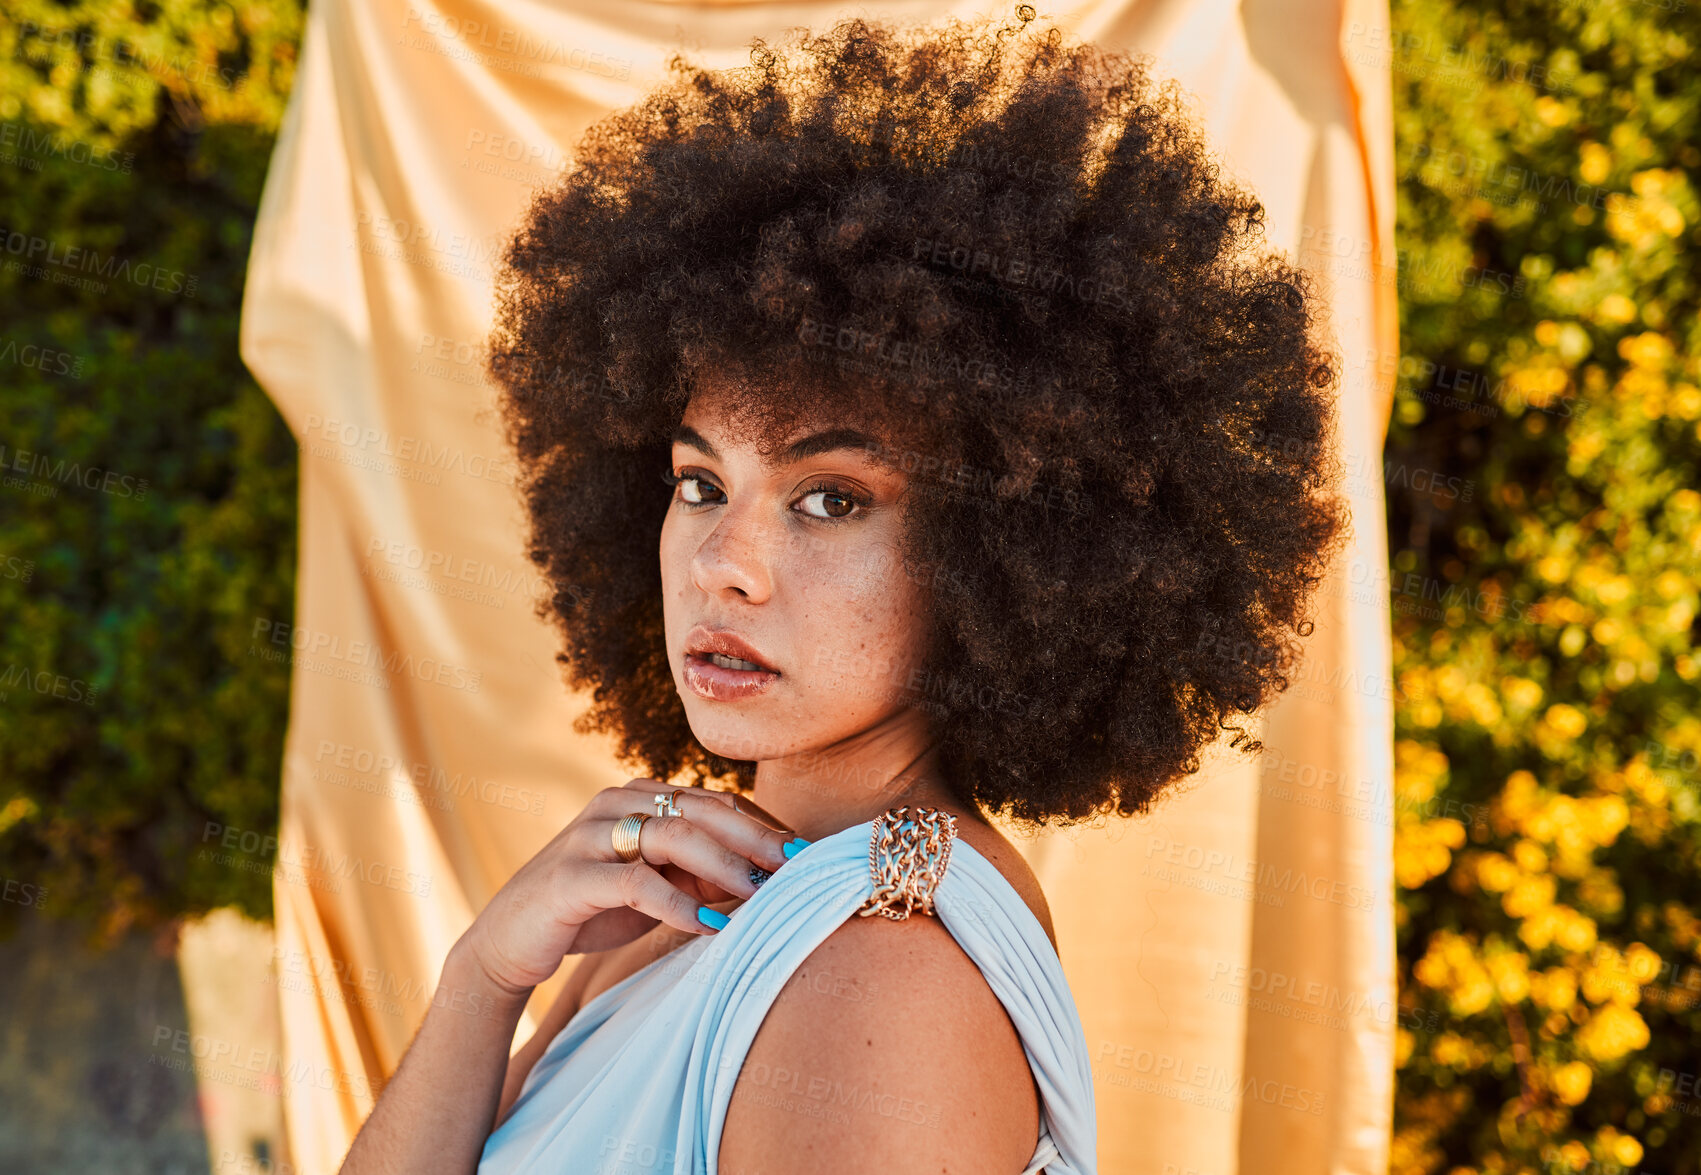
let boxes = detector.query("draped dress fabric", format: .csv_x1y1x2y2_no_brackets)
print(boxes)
478,814,1099,1175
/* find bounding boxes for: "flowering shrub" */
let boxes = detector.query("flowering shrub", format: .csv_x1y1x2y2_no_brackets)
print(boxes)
1387,0,1701,1170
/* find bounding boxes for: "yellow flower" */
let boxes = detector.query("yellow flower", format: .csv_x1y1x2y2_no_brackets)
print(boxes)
1500,770,1541,822
1461,682,1503,726
1582,947,1641,1006
1488,951,1530,1003
1477,853,1518,892
1543,703,1589,738
1623,942,1661,983
1431,1033,1471,1067
1536,97,1570,127
1413,930,1496,1015
1552,1060,1592,1105
1612,1134,1644,1166
1555,908,1598,953
1511,839,1548,873
1532,966,1577,1011
1596,294,1638,325
1396,817,1468,889
1580,142,1612,185
1618,331,1674,369
1504,873,1557,918
1577,1003,1649,1061
1501,676,1544,711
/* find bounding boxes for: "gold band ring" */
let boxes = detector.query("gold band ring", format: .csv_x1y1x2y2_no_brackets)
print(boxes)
611,812,651,863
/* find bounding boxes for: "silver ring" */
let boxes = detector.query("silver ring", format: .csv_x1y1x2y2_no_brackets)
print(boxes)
654,790,684,818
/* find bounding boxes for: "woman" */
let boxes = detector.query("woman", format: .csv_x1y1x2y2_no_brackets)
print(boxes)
339,7,1348,1173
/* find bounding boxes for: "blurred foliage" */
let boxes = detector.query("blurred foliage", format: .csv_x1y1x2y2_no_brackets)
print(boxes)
1385,0,1701,1172
0,0,303,940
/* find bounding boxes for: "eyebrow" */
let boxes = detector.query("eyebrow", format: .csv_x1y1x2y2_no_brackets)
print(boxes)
671,425,889,466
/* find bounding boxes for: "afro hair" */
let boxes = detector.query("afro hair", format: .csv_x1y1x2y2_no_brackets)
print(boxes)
487,4,1351,828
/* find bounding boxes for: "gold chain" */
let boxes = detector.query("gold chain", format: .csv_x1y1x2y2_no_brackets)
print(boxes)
855,805,958,921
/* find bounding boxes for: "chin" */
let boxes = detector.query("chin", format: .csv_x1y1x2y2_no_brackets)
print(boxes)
687,714,793,765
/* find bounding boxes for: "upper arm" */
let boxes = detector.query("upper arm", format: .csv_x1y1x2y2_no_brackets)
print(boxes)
718,912,1042,1174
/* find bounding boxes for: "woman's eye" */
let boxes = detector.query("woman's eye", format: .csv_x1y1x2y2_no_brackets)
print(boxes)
663,469,724,506
680,477,718,505
795,483,868,521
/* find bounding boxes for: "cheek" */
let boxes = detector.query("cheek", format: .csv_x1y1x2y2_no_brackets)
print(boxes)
789,549,927,708
658,513,686,594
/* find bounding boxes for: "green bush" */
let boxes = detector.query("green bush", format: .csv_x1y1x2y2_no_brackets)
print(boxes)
1385,0,1701,1171
0,1,303,938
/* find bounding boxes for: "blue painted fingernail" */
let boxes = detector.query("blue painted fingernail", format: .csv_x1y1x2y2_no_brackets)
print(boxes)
697,907,730,931
781,837,811,859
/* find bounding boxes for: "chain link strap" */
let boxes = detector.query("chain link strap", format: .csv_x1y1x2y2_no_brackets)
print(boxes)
855,805,958,921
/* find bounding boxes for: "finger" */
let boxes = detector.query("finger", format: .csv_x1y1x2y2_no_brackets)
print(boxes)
632,814,774,899
635,786,795,873
589,860,725,936
701,789,790,832
616,779,778,826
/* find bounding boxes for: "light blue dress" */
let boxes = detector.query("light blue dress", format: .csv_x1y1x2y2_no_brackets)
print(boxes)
478,813,1099,1174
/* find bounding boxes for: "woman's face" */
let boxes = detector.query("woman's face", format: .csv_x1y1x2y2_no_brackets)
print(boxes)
660,381,934,770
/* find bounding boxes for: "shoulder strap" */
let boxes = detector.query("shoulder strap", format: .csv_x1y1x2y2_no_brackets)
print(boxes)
683,813,1098,1174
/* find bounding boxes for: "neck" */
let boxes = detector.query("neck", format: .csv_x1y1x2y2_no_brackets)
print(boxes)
747,720,965,842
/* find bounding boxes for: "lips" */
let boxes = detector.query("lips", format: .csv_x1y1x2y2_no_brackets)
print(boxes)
684,626,779,674
683,625,781,702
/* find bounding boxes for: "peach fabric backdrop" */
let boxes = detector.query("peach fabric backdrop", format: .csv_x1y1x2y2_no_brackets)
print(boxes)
238,0,1397,1170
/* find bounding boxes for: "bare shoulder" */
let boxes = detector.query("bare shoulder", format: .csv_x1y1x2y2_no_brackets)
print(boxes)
948,812,1058,953
718,906,1042,1174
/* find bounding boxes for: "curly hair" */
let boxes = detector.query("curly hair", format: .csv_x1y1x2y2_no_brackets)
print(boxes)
486,5,1350,828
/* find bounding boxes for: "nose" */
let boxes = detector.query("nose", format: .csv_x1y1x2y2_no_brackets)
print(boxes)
690,499,775,603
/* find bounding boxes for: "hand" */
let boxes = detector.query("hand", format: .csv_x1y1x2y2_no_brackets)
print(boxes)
456,780,797,996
